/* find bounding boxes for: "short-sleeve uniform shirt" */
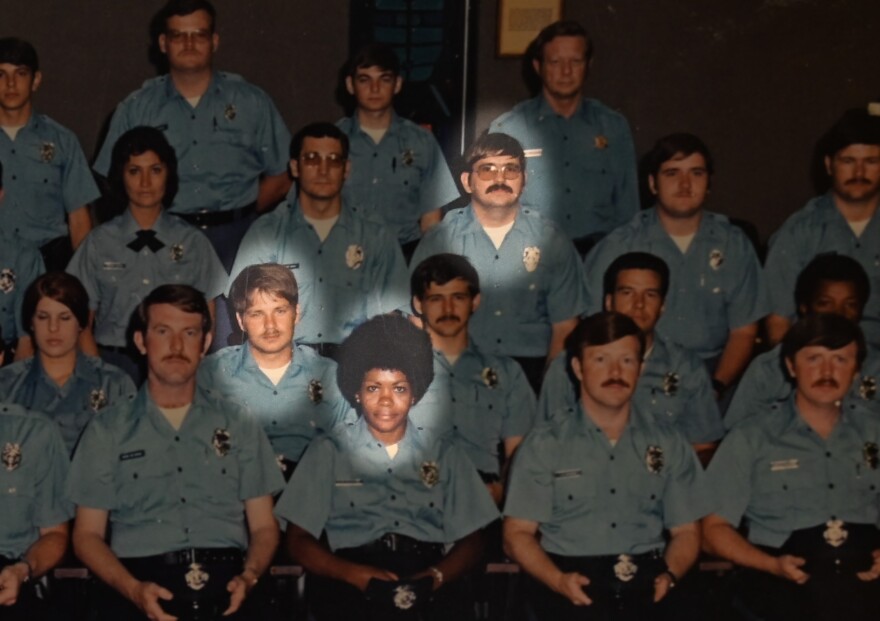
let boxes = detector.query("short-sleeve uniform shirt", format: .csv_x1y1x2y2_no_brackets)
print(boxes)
0,233,44,343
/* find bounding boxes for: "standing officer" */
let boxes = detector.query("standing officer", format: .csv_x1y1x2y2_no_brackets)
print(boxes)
410,132,588,391
198,263,353,478
338,43,459,260
68,284,284,620
489,20,638,254
0,37,99,271
704,314,880,621
408,253,536,504
504,312,709,619
230,122,409,358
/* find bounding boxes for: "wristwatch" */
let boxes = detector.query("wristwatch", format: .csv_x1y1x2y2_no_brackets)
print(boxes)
659,564,678,589
428,566,444,587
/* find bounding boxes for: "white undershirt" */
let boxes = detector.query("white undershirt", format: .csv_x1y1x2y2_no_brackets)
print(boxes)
669,233,696,254
1,125,24,141
304,214,339,242
848,218,870,238
259,361,291,386
483,221,515,250
385,443,400,459
443,353,461,366
159,404,192,431
186,96,202,108
362,126,387,144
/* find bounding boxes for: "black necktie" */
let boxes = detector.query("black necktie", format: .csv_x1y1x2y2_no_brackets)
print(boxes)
127,230,165,253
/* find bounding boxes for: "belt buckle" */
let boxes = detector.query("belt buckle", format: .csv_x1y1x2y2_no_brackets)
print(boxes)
613,554,638,582
823,519,848,548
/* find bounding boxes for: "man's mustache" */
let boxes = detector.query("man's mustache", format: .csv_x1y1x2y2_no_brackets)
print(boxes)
436,315,461,323
601,379,630,388
162,354,192,363
844,177,872,186
812,378,839,388
487,183,514,194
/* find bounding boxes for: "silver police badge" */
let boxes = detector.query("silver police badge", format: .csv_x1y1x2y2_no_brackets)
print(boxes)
0,268,16,294
393,584,417,610
662,372,679,396
185,562,210,591
823,519,848,548
308,379,324,404
709,249,724,270
420,461,439,488
594,135,609,150
40,141,56,163
2,442,22,471
481,367,499,389
646,445,664,474
613,554,638,582
345,244,364,270
400,149,415,167
212,428,231,457
860,376,877,401
224,104,237,121
89,388,108,412
170,243,184,262
522,247,540,273
864,442,879,470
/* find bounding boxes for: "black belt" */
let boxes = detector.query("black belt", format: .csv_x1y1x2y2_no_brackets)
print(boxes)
175,203,257,228
126,547,243,567
764,521,880,575
345,533,444,558
548,548,664,585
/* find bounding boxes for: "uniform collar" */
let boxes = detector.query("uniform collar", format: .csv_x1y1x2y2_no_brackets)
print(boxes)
346,110,402,138
27,351,99,390
233,340,305,380
641,207,724,244
534,94,588,122
351,413,425,452
162,71,222,101
778,393,852,438
288,198,356,231
460,203,529,236
120,208,175,237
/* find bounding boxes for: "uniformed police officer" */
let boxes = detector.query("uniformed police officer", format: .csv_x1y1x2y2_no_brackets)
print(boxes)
276,313,498,620
410,132,588,391
338,43,459,260
504,312,710,620
198,263,353,479
68,126,226,383
0,272,135,454
67,285,284,620
230,122,410,358
704,314,880,621
0,37,99,271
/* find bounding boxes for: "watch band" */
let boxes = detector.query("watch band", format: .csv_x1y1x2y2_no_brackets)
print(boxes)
428,566,444,586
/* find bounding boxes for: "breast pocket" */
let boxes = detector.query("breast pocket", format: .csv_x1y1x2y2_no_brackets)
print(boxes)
203,452,241,504
23,148,64,202
628,470,666,516
0,471,35,530
552,469,597,515
116,455,174,512
753,465,821,515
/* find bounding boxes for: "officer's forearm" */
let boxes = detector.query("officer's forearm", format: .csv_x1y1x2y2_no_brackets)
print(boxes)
714,323,758,388
242,522,279,581
702,513,778,575
503,519,565,592
421,528,486,588
73,529,142,601
286,524,369,588
24,523,69,580
663,522,701,579
256,172,292,213
68,205,93,250
765,314,791,347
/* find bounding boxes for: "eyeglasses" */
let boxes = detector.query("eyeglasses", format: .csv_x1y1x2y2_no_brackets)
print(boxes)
473,163,523,181
301,152,346,169
165,29,213,44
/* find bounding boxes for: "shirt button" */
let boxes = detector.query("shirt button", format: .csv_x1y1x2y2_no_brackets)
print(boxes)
494,310,502,316
828,483,835,489
273,390,278,395
133,473,138,479
394,521,400,526
610,488,616,494
610,522,616,528
191,114,196,120
609,455,615,461
387,468,392,473
175,436,180,442
177,467,183,473
391,495,396,500
825,451,832,457
143,279,150,285
192,140,198,145
271,420,277,425
180,497,186,503
496,338,502,344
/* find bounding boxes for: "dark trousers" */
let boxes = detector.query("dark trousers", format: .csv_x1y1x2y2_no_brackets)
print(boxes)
512,356,546,394
39,235,74,272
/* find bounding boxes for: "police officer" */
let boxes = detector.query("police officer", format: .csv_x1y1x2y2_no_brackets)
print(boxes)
276,314,498,620
504,312,710,620
338,43,459,260
0,37,99,271
230,122,410,358
540,252,723,463
408,253,536,504
0,272,135,454
68,126,226,383
410,132,588,391
198,263,353,479
488,20,638,254
704,314,880,621
67,284,284,621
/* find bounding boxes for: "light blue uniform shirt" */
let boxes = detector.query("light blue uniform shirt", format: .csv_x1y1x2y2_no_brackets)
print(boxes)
539,335,724,444
66,386,284,558
764,193,880,346
198,343,355,463
0,233,44,343
584,210,769,359
338,113,459,244
66,209,226,347
275,416,499,551
504,404,710,556
726,344,880,429
408,343,537,474
229,200,409,345
0,113,100,246
411,206,588,358
94,72,290,214
488,96,638,239
708,397,880,548
0,353,136,454
0,403,72,559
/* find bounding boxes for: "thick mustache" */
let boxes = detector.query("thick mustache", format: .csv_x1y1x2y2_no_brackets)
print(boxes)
436,315,461,323
163,354,191,363
602,379,630,388
487,184,513,193
812,378,839,388
844,178,871,186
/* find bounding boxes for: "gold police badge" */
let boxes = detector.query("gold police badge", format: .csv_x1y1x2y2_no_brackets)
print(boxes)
613,554,637,581
212,428,231,457
308,379,324,404
645,445,664,474
420,461,439,488
89,389,108,412
345,244,364,270
2,442,22,471
185,562,210,590
0,268,16,294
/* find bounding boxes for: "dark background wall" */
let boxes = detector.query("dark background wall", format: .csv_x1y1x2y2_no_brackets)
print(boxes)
6,0,880,240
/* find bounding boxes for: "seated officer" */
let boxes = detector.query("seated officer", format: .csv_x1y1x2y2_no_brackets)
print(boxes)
198,263,353,479
727,253,880,428
704,314,880,621
68,285,284,621
540,252,723,463
276,314,498,620
0,334,72,621
408,253,536,504
504,312,710,620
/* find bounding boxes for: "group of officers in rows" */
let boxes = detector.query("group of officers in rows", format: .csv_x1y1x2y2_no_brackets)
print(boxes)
2,0,880,619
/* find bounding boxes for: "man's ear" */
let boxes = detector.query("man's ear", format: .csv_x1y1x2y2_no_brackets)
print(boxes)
460,171,473,194
134,331,147,355
31,71,42,93
532,58,541,76
201,331,213,357
211,33,220,53
393,76,403,95
648,174,658,196
235,313,245,333
345,75,355,96
471,292,481,313
294,303,302,326
824,155,833,177
784,357,796,379
289,159,299,180
570,356,584,382
604,294,613,312
158,34,168,55
412,296,423,316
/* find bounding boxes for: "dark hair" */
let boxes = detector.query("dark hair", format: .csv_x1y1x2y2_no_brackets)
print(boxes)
822,108,880,158
533,20,592,62
108,126,179,209
290,122,349,161
336,314,434,409
348,42,400,78
794,253,870,317
0,37,39,73
159,0,216,32
565,311,645,367
465,131,525,171
602,252,670,301
643,132,715,179
229,263,299,315
133,284,211,337
781,313,866,371
410,253,480,302
22,272,90,337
